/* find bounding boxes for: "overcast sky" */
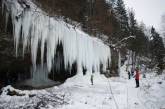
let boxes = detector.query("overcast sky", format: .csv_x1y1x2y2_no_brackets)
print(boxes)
124,0,165,31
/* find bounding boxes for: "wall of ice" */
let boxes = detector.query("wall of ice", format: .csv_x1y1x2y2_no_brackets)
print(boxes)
2,0,111,76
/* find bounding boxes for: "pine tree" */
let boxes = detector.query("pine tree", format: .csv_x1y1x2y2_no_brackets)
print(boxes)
128,9,137,36
127,9,137,52
150,27,165,73
127,10,150,59
114,0,129,39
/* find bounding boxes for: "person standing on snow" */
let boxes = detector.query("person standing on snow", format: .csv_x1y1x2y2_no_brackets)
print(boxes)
91,74,94,85
131,68,134,76
128,71,131,79
134,67,140,88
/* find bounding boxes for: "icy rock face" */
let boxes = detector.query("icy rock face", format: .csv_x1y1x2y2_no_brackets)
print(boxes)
2,0,111,75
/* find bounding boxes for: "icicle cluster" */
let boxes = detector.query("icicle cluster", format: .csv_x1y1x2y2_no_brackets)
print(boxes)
2,0,111,74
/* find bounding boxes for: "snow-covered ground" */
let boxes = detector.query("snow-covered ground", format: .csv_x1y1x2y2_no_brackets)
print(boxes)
0,65,165,109
1,0,165,109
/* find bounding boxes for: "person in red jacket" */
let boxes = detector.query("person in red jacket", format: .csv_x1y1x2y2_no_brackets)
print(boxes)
135,67,140,88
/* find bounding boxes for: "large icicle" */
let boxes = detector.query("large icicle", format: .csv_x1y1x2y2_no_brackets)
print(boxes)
2,0,111,76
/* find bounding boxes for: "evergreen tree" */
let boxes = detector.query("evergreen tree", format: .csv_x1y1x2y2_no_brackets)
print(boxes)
128,9,137,36
150,27,165,73
135,26,149,56
127,9,138,52
127,10,150,58
114,0,129,40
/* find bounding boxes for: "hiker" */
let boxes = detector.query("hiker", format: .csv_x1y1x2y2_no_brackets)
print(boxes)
131,68,134,76
128,71,131,79
134,67,140,88
143,73,146,78
143,67,146,78
91,74,94,85
141,65,146,78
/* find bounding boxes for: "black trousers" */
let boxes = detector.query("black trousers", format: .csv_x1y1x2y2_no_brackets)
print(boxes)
135,79,139,87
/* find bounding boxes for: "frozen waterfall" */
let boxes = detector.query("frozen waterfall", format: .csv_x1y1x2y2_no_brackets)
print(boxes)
2,0,111,85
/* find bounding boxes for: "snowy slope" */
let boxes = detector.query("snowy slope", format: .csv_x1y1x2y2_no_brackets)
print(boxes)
0,68,165,109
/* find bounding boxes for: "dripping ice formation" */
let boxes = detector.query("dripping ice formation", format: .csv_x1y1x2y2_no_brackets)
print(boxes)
2,0,111,75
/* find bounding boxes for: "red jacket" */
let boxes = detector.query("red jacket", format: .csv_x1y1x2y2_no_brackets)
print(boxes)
135,71,140,80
